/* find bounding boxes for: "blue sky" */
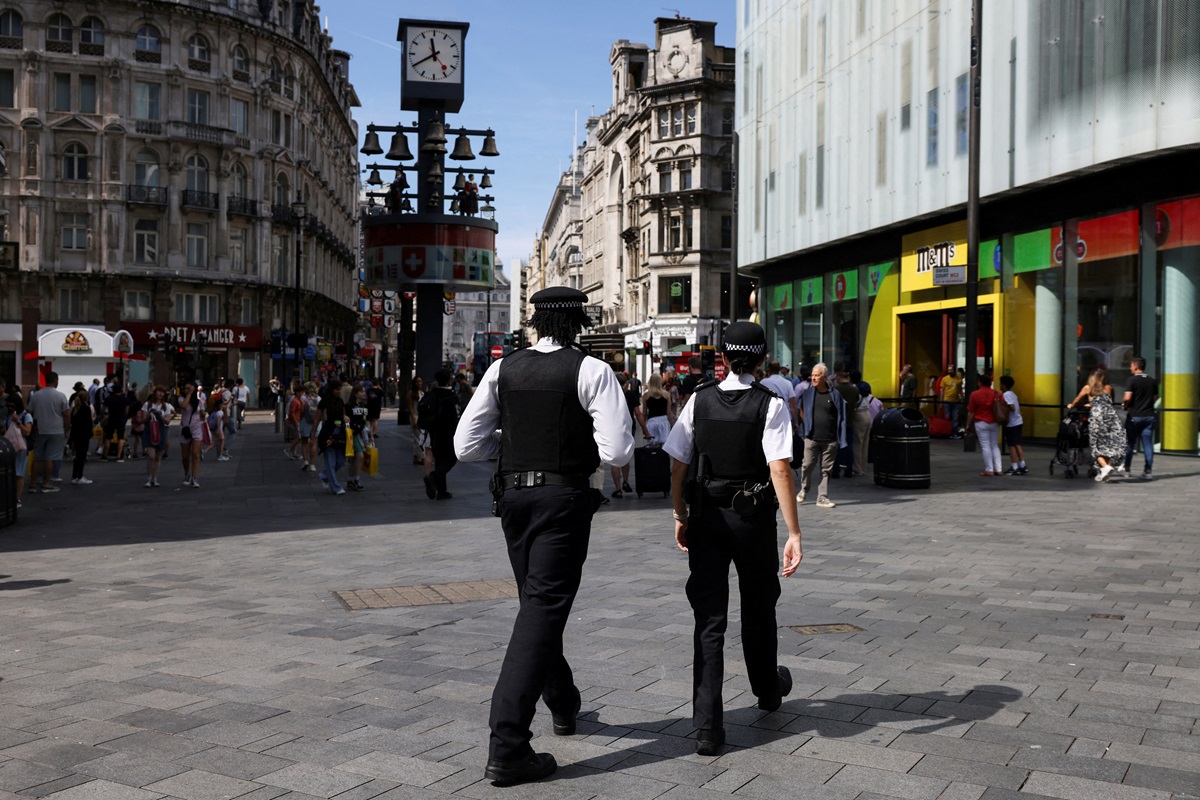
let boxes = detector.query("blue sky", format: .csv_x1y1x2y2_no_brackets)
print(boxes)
320,0,736,276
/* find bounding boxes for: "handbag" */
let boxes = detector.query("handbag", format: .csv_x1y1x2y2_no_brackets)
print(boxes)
201,419,212,447
363,444,379,476
344,429,356,458
992,389,1010,425
3,418,25,451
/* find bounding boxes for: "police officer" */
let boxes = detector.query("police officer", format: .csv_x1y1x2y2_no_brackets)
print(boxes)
455,286,634,786
663,321,803,756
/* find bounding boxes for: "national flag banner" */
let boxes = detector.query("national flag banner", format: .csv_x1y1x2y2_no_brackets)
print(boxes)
371,299,383,313
370,314,383,327
453,263,466,280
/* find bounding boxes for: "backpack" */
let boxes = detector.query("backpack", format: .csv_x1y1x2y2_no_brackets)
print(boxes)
416,391,438,432
992,389,1010,425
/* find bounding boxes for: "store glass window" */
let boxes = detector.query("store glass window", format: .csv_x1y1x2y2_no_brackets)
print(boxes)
830,269,859,370
658,275,691,314
1068,209,1139,391
1156,194,1200,452
795,276,825,368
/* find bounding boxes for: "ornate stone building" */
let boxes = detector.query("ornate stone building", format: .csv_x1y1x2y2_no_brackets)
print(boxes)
0,0,360,392
571,16,739,372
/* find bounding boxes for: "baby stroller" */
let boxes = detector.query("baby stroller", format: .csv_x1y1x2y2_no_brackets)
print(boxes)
1050,409,1094,478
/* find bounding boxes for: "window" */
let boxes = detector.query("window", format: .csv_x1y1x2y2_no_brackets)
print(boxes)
274,174,289,207
901,40,913,131
672,107,683,136
722,107,734,136
271,110,292,147
926,87,939,166
230,98,249,134
283,66,295,99
61,213,88,250
47,14,72,49
683,213,693,248
186,89,210,125
658,275,692,314
657,109,669,139
53,73,70,111
174,292,221,323
134,82,160,119
0,10,22,38
955,72,969,156
679,164,692,190
721,215,732,249
135,25,160,53
59,288,81,320
134,219,158,264
272,233,288,283
0,68,13,108
230,162,247,197
186,223,208,268
268,58,282,91
79,17,103,46
241,301,260,325
230,229,245,273
186,155,208,192
722,163,734,191
232,45,249,74
685,103,697,134
187,34,210,64
658,166,672,194
133,150,159,189
668,215,682,249
123,290,151,320
79,75,96,113
877,112,888,185
63,143,88,180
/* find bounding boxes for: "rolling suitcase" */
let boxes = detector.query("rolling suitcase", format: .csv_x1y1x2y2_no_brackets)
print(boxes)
634,444,671,497
927,415,953,439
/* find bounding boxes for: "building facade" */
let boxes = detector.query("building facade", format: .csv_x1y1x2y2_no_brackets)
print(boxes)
739,0,1200,452
0,0,360,394
568,16,739,374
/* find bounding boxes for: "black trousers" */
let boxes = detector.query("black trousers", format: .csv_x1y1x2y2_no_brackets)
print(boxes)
490,485,593,762
686,502,781,732
430,434,457,494
70,432,90,479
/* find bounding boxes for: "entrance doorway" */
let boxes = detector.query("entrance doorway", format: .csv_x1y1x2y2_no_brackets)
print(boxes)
899,305,993,399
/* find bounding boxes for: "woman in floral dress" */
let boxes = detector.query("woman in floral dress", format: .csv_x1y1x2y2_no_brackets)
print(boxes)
1068,367,1123,482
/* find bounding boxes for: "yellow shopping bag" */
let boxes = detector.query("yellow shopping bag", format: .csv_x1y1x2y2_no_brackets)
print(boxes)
363,445,379,476
344,431,355,458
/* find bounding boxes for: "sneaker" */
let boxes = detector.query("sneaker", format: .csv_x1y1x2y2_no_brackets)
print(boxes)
1016,467,1028,475
795,491,806,504
1115,465,1127,475
1142,469,1154,481
189,478,200,488
307,464,317,472
319,474,329,487
116,458,124,463
145,479,154,488
152,479,161,487
50,476,63,482
75,477,93,485
183,475,191,484
1005,466,1019,475
334,488,346,496
284,449,293,459
1095,465,1114,482
40,484,61,494
217,454,231,462
815,496,836,508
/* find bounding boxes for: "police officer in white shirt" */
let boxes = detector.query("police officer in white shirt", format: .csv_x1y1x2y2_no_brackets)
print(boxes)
455,286,634,787
663,321,803,756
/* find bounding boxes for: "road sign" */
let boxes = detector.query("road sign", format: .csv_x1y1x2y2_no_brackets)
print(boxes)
303,345,317,359
490,345,504,359
932,265,967,285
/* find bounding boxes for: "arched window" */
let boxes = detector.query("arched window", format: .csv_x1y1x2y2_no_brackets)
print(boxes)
274,173,289,207
187,34,210,65
268,58,282,92
47,14,72,48
134,149,159,186
283,66,295,99
79,17,104,54
63,143,88,181
135,24,160,62
232,44,249,74
231,162,247,197
186,155,208,192
0,10,23,38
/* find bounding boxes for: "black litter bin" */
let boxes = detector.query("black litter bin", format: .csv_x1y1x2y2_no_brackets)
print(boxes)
870,407,931,489
0,437,18,527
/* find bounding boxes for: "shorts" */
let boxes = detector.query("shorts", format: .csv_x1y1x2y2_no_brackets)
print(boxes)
1003,423,1024,447
299,419,315,439
351,431,366,455
142,428,169,452
33,433,67,462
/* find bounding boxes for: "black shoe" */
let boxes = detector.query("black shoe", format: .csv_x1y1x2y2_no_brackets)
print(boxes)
436,491,453,499
695,728,725,756
551,689,582,736
622,481,633,493
484,752,557,787
423,476,436,499
757,665,793,712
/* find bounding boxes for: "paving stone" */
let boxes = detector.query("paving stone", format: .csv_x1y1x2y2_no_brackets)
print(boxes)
255,764,370,798
36,779,166,799
72,751,187,787
1020,771,1173,800
141,768,259,800
825,764,949,799
173,745,295,781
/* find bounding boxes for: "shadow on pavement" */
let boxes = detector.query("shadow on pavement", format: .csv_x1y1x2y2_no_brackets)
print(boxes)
0,577,72,591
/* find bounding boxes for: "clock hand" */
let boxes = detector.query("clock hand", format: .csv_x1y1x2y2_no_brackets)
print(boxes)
411,49,439,67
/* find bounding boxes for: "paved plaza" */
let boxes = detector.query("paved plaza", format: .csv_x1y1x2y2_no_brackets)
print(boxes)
1,411,1198,799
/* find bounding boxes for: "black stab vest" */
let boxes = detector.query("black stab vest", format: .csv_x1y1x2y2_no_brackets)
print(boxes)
692,381,772,484
498,347,600,477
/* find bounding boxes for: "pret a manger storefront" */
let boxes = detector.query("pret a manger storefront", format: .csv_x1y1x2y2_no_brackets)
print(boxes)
760,195,1200,454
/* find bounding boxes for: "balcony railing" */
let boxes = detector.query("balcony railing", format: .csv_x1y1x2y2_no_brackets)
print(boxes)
134,120,163,136
167,120,236,147
181,190,218,211
127,185,167,206
134,48,161,64
271,204,295,224
80,42,103,56
226,196,258,218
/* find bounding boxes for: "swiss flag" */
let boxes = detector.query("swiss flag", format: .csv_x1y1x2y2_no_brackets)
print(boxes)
401,247,426,279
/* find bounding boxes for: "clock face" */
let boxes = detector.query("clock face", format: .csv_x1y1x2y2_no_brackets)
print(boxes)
405,28,463,83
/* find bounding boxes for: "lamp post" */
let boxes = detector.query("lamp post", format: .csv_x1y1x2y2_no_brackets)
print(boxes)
291,193,307,386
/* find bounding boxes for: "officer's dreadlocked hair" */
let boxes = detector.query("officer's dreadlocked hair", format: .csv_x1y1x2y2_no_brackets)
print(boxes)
529,308,586,346
726,352,765,376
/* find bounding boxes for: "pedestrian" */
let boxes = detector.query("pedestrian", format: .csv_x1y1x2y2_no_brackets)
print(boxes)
849,370,873,477
128,384,146,460
794,364,812,395
998,376,1027,475
831,368,860,478
177,382,205,488
760,360,798,430
641,372,675,445
234,377,249,429
965,374,1004,476
678,355,704,408
899,364,916,405
102,379,131,461
316,378,348,495
939,364,963,436
26,371,70,494
453,372,474,417
421,369,460,500
219,379,236,460
67,384,94,485
408,376,426,466
345,382,369,491
795,363,846,508
366,377,385,440
611,371,649,497
6,394,33,507
1068,367,1124,482
664,321,802,756
454,286,634,787
141,385,174,487
1121,355,1158,480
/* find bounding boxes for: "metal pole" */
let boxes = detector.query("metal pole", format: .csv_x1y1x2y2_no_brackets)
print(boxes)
294,202,303,386
963,0,983,452
730,132,739,325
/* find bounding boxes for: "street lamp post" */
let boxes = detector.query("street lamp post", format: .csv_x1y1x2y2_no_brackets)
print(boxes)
291,193,307,388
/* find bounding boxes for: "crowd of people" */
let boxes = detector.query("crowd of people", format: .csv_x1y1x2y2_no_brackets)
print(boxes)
280,374,387,495
0,371,252,507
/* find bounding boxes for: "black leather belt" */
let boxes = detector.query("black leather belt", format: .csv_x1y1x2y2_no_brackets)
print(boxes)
498,471,590,491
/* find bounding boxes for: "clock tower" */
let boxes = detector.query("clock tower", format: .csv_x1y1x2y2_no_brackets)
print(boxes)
398,19,468,113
